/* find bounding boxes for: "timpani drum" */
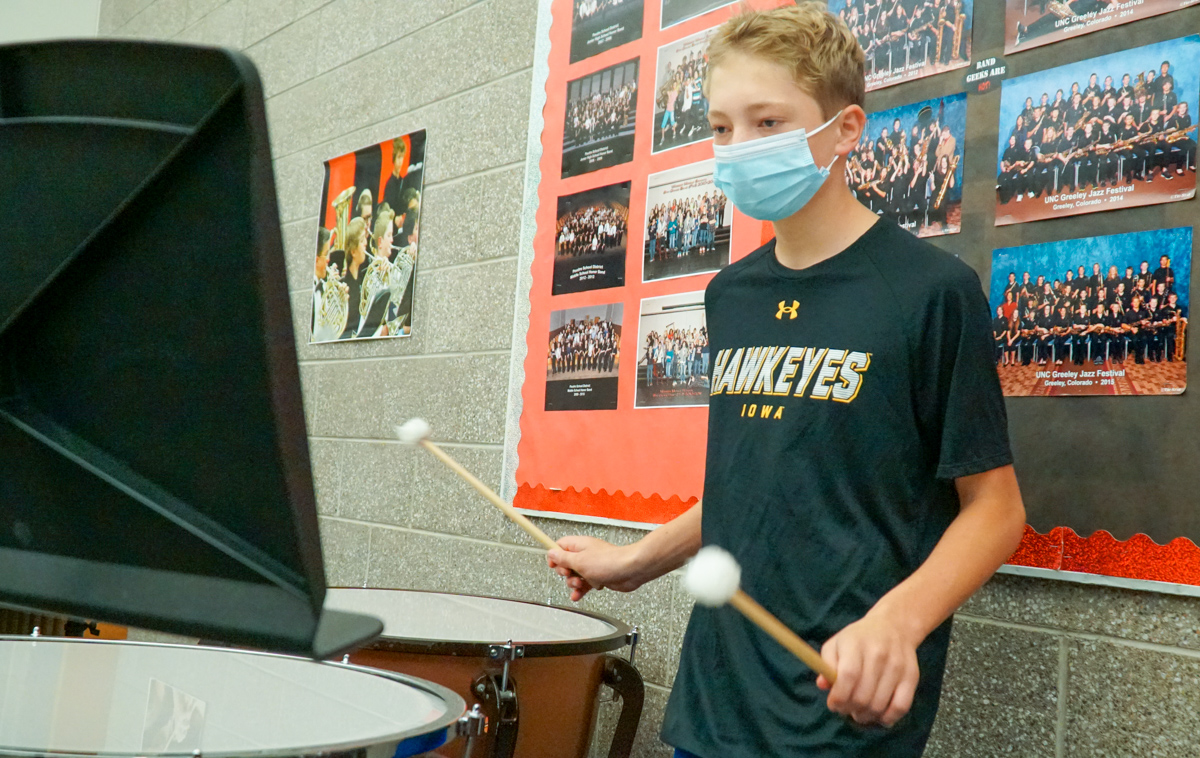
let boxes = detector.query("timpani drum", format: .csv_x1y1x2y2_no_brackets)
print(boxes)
326,589,644,758
0,635,472,758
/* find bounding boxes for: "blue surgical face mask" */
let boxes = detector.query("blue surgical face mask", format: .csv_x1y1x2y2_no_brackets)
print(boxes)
712,110,843,221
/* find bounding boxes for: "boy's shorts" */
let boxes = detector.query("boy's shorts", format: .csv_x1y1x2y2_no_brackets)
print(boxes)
673,750,701,758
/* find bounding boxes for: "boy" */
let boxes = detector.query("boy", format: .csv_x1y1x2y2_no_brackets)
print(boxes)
547,5,1025,757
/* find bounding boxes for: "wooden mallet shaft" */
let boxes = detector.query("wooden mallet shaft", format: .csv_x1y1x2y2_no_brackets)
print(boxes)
415,438,560,552
728,589,837,684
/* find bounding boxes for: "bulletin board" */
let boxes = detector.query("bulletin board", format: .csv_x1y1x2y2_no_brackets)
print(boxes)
508,0,1200,593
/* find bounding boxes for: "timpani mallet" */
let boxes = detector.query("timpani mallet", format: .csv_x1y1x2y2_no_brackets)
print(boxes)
683,545,837,684
395,418,560,552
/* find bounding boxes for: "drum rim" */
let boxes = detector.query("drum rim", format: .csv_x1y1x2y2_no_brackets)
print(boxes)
327,587,637,658
0,635,466,758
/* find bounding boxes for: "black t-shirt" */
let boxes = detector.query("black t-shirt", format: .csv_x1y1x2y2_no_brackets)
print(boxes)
662,221,1013,758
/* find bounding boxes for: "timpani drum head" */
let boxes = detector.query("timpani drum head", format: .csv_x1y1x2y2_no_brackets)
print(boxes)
0,636,464,758
324,589,630,655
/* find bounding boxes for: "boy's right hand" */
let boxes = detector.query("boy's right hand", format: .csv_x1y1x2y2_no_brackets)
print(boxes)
547,537,643,602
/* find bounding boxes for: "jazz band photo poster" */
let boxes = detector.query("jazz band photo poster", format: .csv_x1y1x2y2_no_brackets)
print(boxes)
562,58,640,179
311,130,426,343
988,227,1190,396
1006,0,1199,54
636,291,710,408
847,93,966,238
570,0,645,64
652,26,717,154
832,0,973,91
995,35,1199,226
545,303,624,411
554,182,631,295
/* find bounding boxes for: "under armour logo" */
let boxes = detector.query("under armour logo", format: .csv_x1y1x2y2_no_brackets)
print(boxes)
776,300,799,320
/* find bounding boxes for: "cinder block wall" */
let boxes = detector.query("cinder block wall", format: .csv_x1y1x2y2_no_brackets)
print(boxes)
98,2,1200,755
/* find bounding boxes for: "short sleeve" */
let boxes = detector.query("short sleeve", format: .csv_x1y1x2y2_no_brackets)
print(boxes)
912,268,1014,480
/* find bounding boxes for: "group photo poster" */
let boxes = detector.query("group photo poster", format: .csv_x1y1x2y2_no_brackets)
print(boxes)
1006,0,1199,54
832,0,972,91
636,292,710,408
562,58,640,179
848,93,966,237
988,227,1190,396
311,129,426,343
571,0,645,63
643,159,733,282
661,0,736,29
554,182,631,295
995,35,1199,226
652,26,716,154
545,303,624,411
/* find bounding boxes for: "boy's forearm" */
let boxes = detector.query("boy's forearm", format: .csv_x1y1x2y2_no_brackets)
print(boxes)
868,466,1025,647
629,501,704,583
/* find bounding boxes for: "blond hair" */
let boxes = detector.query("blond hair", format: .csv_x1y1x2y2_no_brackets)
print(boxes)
706,2,865,118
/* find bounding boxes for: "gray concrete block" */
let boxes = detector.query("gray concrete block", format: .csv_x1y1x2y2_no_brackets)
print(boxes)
630,684,674,758
365,527,560,601
319,517,371,587
565,574,679,689
334,439,410,524
418,166,526,270
402,445,533,545
313,0,392,73
243,0,294,47
307,437,342,516
270,145,327,224
114,0,187,39
419,70,532,184
245,8,324,97
294,0,332,15
99,0,157,34
297,360,322,432
282,216,319,294
303,353,510,443
925,619,1059,757
186,0,228,26
177,0,245,48
1065,638,1200,756
964,573,1200,650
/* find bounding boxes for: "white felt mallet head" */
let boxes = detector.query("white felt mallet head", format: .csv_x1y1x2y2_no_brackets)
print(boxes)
683,545,742,607
395,418,432,445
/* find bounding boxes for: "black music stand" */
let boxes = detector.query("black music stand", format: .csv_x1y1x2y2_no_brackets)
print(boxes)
0,39,381,658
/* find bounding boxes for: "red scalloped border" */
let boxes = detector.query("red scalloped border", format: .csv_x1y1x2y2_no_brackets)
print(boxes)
517,487,1200,586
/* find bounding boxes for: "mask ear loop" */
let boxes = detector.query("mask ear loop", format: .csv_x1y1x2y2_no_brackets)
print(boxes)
810,108,845,174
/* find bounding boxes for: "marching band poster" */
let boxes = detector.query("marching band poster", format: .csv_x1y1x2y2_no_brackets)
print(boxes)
848,93,966,237
562,58,640,179
652,26,716,154
545,303,624,411
571,0,645,63
643,159,733,282
636,292,710,408
988,227,1190,396
1005,0,1199,54
832,0,973,91
310,129,425,343
554,182,631,295
995,35,1199,226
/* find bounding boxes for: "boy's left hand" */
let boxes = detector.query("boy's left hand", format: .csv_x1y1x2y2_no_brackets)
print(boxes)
815,610,920,727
